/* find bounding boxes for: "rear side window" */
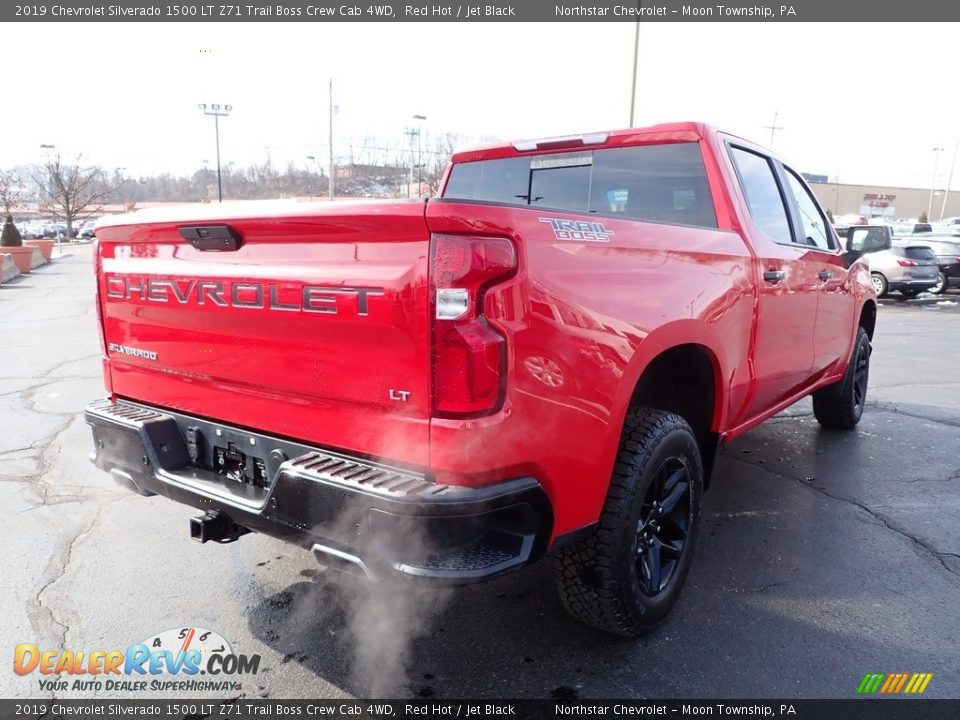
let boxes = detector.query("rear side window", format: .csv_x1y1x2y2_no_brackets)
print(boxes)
443,142,717,229
783,168,835,250
729,147,792,245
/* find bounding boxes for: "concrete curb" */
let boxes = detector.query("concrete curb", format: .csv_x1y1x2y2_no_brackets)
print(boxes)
29,247,47,269
1,253,21,283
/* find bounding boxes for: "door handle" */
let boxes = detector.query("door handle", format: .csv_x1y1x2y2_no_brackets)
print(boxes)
818,270,833,281
763,270,786,283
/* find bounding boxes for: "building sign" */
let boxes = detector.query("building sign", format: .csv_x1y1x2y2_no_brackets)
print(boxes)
860,193,896,218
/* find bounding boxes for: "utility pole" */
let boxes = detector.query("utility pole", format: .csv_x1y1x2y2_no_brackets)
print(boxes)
763,111,783,150
413,114,426,198
405,127,418,198
328,78,335,201
939,140,958,221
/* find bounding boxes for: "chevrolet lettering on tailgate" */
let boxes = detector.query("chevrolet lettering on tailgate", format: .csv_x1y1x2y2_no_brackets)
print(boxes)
104,275,386,316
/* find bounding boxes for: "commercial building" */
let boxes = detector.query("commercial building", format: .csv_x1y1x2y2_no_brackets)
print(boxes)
806,179,960,220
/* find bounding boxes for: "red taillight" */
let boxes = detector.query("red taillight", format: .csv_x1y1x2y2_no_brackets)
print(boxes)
92,240,114,396
897,259,919,267
430,234,517,417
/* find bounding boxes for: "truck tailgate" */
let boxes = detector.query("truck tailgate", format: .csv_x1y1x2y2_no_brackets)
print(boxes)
94,200,432,466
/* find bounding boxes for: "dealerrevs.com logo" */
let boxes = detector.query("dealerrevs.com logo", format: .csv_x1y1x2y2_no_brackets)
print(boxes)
14,626,261,693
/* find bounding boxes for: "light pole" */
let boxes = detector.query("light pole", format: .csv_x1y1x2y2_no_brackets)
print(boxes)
939,141,958,221
328,79,336,201
198,103,232,202
39,144,61,254
413,114,426,198
928,146,944,220
116,167,126,212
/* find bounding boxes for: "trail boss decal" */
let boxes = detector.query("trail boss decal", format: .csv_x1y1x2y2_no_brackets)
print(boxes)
539,217,614,243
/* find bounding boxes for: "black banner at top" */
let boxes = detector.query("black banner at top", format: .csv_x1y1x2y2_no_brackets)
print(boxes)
4,0,960,22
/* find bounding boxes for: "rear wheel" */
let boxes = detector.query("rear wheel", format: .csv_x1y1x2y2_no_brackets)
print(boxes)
813,326,871,429
929,271,947,295
553,408,703,637
870,273,888,297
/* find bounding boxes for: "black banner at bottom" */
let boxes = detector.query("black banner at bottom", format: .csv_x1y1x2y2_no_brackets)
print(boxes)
1,699,959,720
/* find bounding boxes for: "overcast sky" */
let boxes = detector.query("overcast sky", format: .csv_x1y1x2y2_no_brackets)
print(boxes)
5,22,958,189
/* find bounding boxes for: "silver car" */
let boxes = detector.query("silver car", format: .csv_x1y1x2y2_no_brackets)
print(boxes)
846,226,939,297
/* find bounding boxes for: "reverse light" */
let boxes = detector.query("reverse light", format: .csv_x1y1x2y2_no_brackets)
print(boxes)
436,288,469,320
430,234,517,417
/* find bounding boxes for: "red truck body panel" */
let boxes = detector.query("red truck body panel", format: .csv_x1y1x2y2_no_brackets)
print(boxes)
92,123,875,545
95,201,434,467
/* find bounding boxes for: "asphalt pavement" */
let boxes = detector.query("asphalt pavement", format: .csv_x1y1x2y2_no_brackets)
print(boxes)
2,246,958,700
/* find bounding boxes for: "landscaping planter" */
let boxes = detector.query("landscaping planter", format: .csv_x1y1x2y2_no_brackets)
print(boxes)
24,239,54,262
4,246,34,274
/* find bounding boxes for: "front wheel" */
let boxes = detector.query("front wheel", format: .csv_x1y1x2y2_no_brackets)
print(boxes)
553,408,703,637
813,326,871,429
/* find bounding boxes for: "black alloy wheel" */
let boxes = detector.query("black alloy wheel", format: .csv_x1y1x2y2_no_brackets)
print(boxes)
636,457,691,596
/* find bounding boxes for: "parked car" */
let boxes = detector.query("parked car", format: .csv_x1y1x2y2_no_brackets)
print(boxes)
899,235,960,294
832,213,868,236
76,220,98,239
891,222,933,236
845,225,939,297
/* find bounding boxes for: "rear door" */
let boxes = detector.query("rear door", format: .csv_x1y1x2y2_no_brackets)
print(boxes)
95,201,433,466
727,145,820,418
779,165,853,374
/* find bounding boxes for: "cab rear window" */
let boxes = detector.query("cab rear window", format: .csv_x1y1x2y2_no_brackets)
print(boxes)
443,142,717,229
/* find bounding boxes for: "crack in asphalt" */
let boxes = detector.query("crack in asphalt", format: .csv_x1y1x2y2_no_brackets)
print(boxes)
0,373,100,400
868,401,960,428
28,508,101,652
720,580,791,594
725,453,960,588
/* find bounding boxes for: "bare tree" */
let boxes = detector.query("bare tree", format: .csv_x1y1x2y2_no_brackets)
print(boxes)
0,169,25,216
33,155,113,237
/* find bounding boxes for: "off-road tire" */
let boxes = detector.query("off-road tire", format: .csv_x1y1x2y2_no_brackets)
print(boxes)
812,326,871,429
553,408,703,637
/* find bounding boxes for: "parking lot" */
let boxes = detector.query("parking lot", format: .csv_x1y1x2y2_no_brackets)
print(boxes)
2,246,958,700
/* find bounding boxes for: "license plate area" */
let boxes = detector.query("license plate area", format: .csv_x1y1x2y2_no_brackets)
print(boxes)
215,442,269,487
184,425,272,491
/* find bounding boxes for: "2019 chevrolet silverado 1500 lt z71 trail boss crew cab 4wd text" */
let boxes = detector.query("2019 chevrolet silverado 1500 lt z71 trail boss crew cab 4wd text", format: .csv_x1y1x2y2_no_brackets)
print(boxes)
86,123,876,636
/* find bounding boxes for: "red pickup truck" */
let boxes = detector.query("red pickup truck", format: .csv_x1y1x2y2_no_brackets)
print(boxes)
86,122,876,636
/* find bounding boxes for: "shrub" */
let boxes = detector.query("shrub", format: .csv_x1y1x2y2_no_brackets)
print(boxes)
0,214,22,247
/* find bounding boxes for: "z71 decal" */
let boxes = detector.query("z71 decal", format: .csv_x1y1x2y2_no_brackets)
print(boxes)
539,217,614,243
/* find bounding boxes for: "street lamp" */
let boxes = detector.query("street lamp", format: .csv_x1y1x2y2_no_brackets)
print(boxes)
116,167,126,211
928,146,944,220
413,114,426,198
38,145,62,254
198,103,232,202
